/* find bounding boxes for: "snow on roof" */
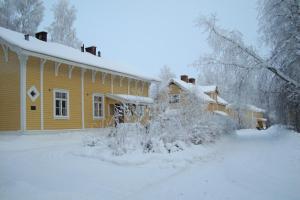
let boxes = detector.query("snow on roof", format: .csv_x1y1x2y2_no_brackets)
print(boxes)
227,103,265,113
198,85,217,93
257,117,267,122
213,110,229,117
217,96,228,105
246,104,265,113
169,78,215,103
0,27,157,82
106,94,154,105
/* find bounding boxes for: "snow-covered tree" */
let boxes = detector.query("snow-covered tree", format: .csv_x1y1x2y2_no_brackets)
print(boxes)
47,0,81,48
0,0,16,30
0,0,44,35
14,0,44,35
258,0,300,130
195,12,300,131
159,65,176,85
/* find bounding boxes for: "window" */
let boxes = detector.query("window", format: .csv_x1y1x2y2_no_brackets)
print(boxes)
169,94,180,103
54,89,69,119
93,94,104,119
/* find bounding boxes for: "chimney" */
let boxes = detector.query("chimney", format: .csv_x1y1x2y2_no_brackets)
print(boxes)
85,46,96,55
24,34,29,41
180,75,189,83
81,44,85,52
97,51,101,57
35,31,47,42
188,78,196,85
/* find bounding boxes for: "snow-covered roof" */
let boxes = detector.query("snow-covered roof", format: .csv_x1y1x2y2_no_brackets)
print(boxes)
198,85,217,93
246,105,265,113
0,27,157,82
213,110,229,117
217,96,228,105
227,103,265,113
257,117,267,122
106,94,154,105
169,78,215,103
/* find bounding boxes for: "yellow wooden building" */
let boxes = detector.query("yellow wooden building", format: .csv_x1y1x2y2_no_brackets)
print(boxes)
167,75,229,116
227,104,267,129
0,27,156,131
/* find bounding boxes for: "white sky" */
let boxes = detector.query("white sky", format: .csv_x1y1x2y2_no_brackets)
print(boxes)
40,0,261,79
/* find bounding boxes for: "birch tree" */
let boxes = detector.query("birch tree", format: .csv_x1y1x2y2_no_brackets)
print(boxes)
0,0,44,35
47,0,81,48
195,11,300,130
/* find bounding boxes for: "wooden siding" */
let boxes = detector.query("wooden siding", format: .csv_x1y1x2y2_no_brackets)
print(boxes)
43,62,82,130
1,47,151,131
26,56,41,130
0,48,20,131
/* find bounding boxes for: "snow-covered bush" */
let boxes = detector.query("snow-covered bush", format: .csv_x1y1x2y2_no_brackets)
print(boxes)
102,86,236,156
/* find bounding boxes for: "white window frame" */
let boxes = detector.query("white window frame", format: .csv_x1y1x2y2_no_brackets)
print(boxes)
93,93,105,120
53,89,69,119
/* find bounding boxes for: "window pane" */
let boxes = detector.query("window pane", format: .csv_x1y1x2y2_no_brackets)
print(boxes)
62,100,66,108
94,103,98,116
98,104,101,116
56,108,60,116
99,107,102,117
56,100,60,108
62,108,67,116
62,93,67,99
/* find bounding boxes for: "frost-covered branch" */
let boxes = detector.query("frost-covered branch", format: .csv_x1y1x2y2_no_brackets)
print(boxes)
197,15,300,90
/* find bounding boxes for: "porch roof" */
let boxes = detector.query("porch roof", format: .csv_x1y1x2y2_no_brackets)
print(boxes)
106,94,154,105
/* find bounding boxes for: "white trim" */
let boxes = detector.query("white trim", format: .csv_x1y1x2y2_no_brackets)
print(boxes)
128,78,131,95
18,53,28,131
54,62,61,76
92,70,97,83
27,85,40,102
120,76,125,87
81,69,85,129
68,65,74,79
101,72,107,84
1,44,8,63
141,82,145,94
40,59,46,130
53,89,70,119
0,38,159,83
20,47,155,83
111,75,115,94
92,93,105,120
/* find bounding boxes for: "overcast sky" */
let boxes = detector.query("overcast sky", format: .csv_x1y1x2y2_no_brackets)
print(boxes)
40,0,260,79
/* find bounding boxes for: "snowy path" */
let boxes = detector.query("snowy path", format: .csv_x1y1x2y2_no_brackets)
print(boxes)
0,127,299,200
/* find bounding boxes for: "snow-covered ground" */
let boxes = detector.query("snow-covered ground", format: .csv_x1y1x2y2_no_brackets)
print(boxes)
0,126,299,200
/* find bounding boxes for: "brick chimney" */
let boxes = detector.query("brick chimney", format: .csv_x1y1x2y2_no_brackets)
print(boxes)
188,78,196,85
180,75,189,83
35,31,47,42
85,46,96,55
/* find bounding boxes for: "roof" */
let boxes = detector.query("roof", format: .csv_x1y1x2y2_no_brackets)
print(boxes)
0,27,157,82
257,117,267,122
213,110,229,117
106,94,154,105
227,103,266,113
199,85,217,93
169,78,215,103
246,105,265,113
217,96,228,105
